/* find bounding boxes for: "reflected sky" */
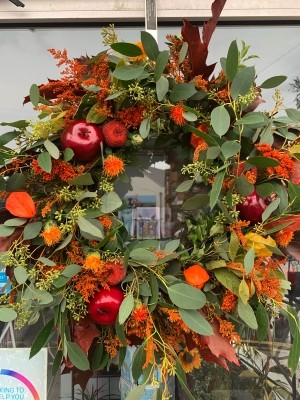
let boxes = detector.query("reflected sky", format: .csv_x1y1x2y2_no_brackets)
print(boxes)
1,24,300,133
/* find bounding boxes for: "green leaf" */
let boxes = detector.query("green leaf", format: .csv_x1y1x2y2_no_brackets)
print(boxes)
237,299,258,329
167,283,206,310
118,293,134,324
91,342,104,371
221,141,241,159
211,106,230,136
115,321,127,346
164,239,180,253
139,118,150,139
185,125,218,146
230,66,256,100
61,264,82,278
235,174,254,196
289,329,300,375
125,383,147,400
176,180,193,192
179,41,188,64
100,191,122,213
154,50,169,81
0,130,19,146
69,173,95,186
244,246,255,274
37,151,52,173
256,183,274,198
38,257,56,266
148,273,159,312
179,309,213,335
141,30,159,60
130,248,157,265
86,104,107,124
256,303,269,342
247,156,280,168
260,75,287,89
214,268,240,295
0,225,15,237
156,76,169,102
30,319,54,358
169,83,197,102
262,197,280,222
182,194,210,210
4,218,26,227
78,216,103,240
235,112,266,125
44,139,60,159
285,108,300,122
66,341,90,371
29,84,40,107
229,231,240,260
209,170,226,210
239,279,249,304
14,266,28,284
132,342,146,382
23,221,42,240
6,173,26,191
111,42,143,57
63,148,74,161
226,40,239,82
0,308,17,322
52,350,63,376
112,65,145,80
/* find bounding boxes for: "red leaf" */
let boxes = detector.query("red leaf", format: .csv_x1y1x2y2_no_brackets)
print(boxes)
5,192,36,218
0,229,23,252
73,317,99,355
200,321,240,368
290,160,300,185
265,215,300,234
181,0,227,78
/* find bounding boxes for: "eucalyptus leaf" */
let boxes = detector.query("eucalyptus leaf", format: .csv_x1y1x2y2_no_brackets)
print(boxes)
69,173,95,186
167,283,206,310
37,151,52,173
130,248,157,265
237,299,258,330
260,75,287,89
78,216,103,240
113,65,145,81
261,197,280,222
226,40,239,82
179,309,213,335
247,156,280,168
244,246,255,274
23,221,43,240
6,173,26,191
14,266,28,285
209,170,226,210
140,30,159,60
139,118,150,139
100,191,122,213
4,218,26,227
156,76,169,101
176,180,193,192
118,293,134,324
211,106,230,136
111,42,143,57
220,141,241,159
170,83,197,102
66,341,90,371
0,308,17,322
230,66,256,100
154,50,170,81
29,84,40,107
44,139,60,159
30,318,54,358
256,302,269,342
182,194,210,211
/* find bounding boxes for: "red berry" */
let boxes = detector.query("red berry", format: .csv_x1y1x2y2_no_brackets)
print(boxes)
107,259,127,286
102,120,127,148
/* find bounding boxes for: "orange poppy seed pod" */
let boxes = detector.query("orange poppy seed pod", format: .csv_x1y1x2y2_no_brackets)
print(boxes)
183,264,209,289
5,191,36,218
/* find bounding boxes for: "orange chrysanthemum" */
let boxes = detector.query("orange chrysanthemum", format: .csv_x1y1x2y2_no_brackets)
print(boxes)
170,105,186,125
40,224,62,246
275,229,294,247
103,155,125,178
84,253,105,273
178,348,201,373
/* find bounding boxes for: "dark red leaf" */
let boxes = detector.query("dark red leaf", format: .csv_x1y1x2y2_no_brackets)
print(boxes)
181,0,227,79
73,317,99,355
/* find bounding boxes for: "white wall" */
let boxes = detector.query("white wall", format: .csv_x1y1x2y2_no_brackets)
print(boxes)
0,0,300,23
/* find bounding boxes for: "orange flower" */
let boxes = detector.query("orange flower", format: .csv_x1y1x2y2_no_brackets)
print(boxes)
255,143,295,179
5,191,36,218
40,223,62,246
178,348,201,373
103,155,125,178
132,304,148,323
99,215,112,229
183,264,209,289
170,105,186,125
221,290,237,313
131,42,147,63
84,252,105,274
275,229,294,247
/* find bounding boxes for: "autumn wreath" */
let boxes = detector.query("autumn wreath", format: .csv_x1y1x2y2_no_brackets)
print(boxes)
1,0,300,398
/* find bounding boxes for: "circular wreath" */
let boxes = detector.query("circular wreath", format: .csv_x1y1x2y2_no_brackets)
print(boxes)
1,1,300,398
